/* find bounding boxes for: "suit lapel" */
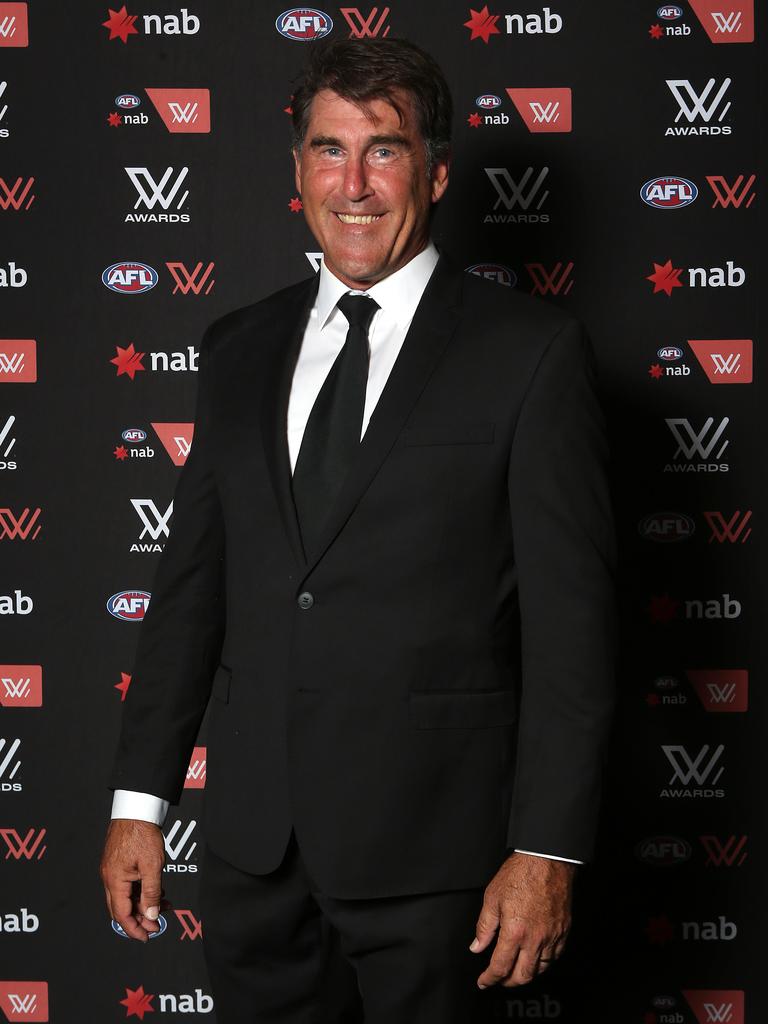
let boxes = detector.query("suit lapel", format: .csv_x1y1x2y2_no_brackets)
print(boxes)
301,256,463,574
259,275,318,568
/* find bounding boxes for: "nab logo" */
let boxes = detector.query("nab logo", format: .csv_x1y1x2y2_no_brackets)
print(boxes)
0,3,28,47
466,263,517,287
152,423,194,466
0,176,34,210
0,827,47,860
640,176,698,209
506,87,572,133
0,507,41,541
340,6,390,37
688,0,754,42
164,818,198,872
688,339,752,383
0,982,48,1023
102,6,201,43
185,746,206,789
0,666,42,707
125,166,191,223
706,173,756,208
275,8,333,41
0,261,28,288
166,261,215,294
146,87,211,133
525,261,574,296
665,78,732,136
107,590,151,621
102,262,158,294
686,669,748,711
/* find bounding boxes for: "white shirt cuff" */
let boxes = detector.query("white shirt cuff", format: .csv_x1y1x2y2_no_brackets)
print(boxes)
111,789,169,827
513,848,583,864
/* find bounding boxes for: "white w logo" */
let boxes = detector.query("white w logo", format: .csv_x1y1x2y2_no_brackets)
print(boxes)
0,16,17,38
2,677,30,699
0,737,21,779
164,819,197,860
168,101,199,124
0,352,24,374
663,744,725,786
665,417,729,460
706,683,737,704
667,78,732,123
0,81,7,123
0,414,16,457
8,994,37,1013
174,436,191,458
702,1001,735,1022
711,10,742,33
485,167,550,211
131,498,174,540
529,101,559,123
125,166,190,209
710,352,741,375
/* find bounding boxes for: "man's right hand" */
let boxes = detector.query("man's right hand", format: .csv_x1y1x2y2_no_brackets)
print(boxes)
100,818,167,942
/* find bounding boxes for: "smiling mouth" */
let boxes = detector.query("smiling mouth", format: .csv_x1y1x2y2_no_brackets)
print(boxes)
335,213,383,225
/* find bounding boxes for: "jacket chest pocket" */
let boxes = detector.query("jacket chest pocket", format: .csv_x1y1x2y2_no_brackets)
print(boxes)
402,421,495,447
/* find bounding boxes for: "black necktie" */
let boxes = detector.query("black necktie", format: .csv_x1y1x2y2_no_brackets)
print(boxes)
292,293,379,557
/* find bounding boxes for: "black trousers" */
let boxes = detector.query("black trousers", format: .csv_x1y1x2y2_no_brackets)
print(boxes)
198,830,496,1023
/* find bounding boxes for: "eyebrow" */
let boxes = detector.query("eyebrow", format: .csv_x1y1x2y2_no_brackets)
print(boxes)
308,133,412,150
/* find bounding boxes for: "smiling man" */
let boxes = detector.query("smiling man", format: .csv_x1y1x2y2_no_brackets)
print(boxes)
102,38,616,1024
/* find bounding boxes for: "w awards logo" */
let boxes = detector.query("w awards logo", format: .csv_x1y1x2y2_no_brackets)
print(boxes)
688,0,754,42
0,982,47,1022
665,78,733,136
0,3,28,46
483,167,550,224
163,818,198,873
146,88,210,133
152,423,193,466
184,746,206,789
124,166,191,223
130,498,173,553
688,339,752,383
506,87,571,132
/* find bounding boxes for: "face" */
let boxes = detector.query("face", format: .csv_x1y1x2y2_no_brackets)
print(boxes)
293,89,450,290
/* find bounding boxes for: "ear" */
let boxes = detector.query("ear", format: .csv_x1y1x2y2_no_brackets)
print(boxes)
430,155,450,204
293,148,302,194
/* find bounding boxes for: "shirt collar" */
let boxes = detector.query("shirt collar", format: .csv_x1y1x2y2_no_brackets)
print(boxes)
314,242,439,331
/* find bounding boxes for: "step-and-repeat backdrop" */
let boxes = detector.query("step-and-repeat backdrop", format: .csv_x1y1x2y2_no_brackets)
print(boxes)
1,2,761,1021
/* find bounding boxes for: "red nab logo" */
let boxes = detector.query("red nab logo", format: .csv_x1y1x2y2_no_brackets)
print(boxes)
0,665,42,707
166,261,215,294
686,669,748,711
688,0,753,42
151,423,194,466
0,507,41,541
184,746,206,789
683,990,744,1024
0,3,28,47
525,261,574,296
0,981,48,1022
506,88,572,133
706,173,756,208
340,6,390,36
703,510,752,544
688,339,752,383
146,88,211,133
175,909,203,939
699,834,748,867
0,828,47,861
0,340,37,382
0,176,34,210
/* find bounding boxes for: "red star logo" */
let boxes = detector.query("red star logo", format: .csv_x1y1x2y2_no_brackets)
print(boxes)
288,196,303,213
467,112,483,128
114,445,129,461
648,23,664,39
463,6,501,43
103,6,139,43
111,343,145,379
648,363,664,379
107,112,123,127
645,692,661,707
284,95,294,116
646,260,683,296
646,915,675,945
649,593,679,624
120,985,154,1019
115,672,132,701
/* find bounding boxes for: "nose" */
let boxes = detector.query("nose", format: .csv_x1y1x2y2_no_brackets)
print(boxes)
342,154,372,201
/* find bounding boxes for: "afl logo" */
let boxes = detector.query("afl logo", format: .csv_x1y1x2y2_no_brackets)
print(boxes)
476,94,501,110
112,915,167,938
102,262,158,295
639,512,695,542
635,836,691,866
640,176,698,210
657,346,683,361
115,93,141,109
466,263,517,287
275,8,333,40
122,428,147,443
657,5,683,18
107,590,151,621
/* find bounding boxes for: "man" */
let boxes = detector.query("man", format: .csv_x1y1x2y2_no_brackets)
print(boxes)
101,37,615,1023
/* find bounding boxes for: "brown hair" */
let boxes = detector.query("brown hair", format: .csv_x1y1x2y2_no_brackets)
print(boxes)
291,37,452,172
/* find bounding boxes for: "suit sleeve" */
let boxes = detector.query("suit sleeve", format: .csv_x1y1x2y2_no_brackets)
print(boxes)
505,319,616,863
108,326,225,804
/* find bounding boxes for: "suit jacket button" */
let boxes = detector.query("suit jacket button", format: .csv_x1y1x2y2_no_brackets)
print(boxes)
297,591,314,610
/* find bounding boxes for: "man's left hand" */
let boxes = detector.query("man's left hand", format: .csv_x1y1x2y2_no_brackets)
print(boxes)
470,852,575,988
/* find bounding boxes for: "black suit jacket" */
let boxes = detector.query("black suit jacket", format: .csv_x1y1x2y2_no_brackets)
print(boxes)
109,256,616,899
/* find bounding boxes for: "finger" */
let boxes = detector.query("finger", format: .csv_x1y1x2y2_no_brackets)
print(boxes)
470,899,501,953
109,878,150,942
503,945,540,988
476,927,524,988
139,870,164,932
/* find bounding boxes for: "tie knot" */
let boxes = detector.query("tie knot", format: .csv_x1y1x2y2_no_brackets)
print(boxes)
337,293,379,333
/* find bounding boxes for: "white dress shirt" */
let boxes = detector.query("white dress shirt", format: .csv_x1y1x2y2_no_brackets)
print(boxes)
111,243,580,865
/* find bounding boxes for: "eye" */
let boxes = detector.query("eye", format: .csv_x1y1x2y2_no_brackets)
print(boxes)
322,147,343,157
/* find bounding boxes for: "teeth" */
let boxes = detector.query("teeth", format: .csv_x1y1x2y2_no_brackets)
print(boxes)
337,213,381,224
